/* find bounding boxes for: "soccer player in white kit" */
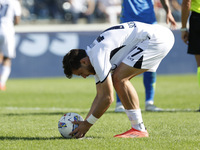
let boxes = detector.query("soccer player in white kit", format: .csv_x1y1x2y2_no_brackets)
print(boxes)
0,0,21,91
63,21,174,138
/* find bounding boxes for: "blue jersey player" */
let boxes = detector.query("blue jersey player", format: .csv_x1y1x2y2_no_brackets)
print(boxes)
115,0,177,112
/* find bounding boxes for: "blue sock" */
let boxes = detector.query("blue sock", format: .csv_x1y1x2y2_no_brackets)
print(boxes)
116,93,121,103
143,72,156,103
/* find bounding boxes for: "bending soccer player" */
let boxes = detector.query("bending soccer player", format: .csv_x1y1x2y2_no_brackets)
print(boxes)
62,21,174,138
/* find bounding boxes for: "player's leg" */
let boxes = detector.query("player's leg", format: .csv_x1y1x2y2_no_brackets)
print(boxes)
0,53,3,84
115,71,160,112
0,31,15,91
112,63,148,130
0,57,11,91
0,49,7,91
195,55,200,87
0,40,4,81
188,12,200,87
143,71,156,104
113,63,148,110
112,63,149,138
143,71,162,111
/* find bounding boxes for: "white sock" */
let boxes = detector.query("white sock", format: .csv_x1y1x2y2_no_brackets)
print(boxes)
125,109,146,131
145,100,154,106
0,65,11,86
116,102,123,106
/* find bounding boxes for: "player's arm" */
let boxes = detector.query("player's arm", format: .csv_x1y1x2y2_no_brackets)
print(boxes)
14,1,21,25
85,0,95,15
71,74,114,138
14,16,21,25
181,0,191,44
84,84,102,120
160,0,177,29
88,73,114,119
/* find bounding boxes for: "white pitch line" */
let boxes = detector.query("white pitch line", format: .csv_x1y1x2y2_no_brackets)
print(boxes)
0,107,197,112
0,107,90,112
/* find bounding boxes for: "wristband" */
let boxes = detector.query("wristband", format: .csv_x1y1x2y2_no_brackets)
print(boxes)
86,114,98,125
180,28,187,32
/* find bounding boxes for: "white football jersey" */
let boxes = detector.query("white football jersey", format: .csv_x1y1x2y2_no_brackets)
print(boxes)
86,21,174,83
0,0,21,32
0,0,21,58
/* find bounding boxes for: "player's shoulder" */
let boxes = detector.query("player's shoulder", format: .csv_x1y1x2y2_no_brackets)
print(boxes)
11,0,22,13
13,0,21,5
3,0,20,6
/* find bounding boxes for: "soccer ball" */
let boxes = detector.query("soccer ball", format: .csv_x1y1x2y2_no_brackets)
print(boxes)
58,112,84,138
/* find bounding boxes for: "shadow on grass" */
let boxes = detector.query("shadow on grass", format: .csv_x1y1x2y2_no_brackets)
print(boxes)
0,136,62,140
0,136,100,140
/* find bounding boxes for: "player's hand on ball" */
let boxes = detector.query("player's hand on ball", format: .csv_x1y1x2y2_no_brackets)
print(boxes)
70,120,93,138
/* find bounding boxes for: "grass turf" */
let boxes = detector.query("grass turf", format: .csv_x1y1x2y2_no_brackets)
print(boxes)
0,75,199,150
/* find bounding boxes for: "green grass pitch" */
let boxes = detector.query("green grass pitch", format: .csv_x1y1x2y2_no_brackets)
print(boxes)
0,75,199,150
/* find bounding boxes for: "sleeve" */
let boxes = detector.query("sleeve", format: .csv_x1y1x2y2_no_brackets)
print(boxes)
94,75,100,84
87,44,112,83
14,1,22,16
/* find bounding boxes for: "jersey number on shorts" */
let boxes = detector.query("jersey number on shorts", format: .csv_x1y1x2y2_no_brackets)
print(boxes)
0,4,9,18
129,46,144,68
131,47,143,57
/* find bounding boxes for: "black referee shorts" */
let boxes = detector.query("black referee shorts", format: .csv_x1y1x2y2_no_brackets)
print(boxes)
188,11,200,55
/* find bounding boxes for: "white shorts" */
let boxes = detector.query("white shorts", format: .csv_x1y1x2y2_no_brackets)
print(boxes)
122,29,174,72
0,31,16,58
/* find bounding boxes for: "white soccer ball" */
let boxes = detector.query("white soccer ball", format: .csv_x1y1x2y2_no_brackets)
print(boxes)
58,112,84,138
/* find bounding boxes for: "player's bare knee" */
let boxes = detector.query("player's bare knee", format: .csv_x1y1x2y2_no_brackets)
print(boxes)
2,57,11,66
107,96,114,105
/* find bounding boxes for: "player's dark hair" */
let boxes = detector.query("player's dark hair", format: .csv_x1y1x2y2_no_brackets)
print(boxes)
62,49,86,79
